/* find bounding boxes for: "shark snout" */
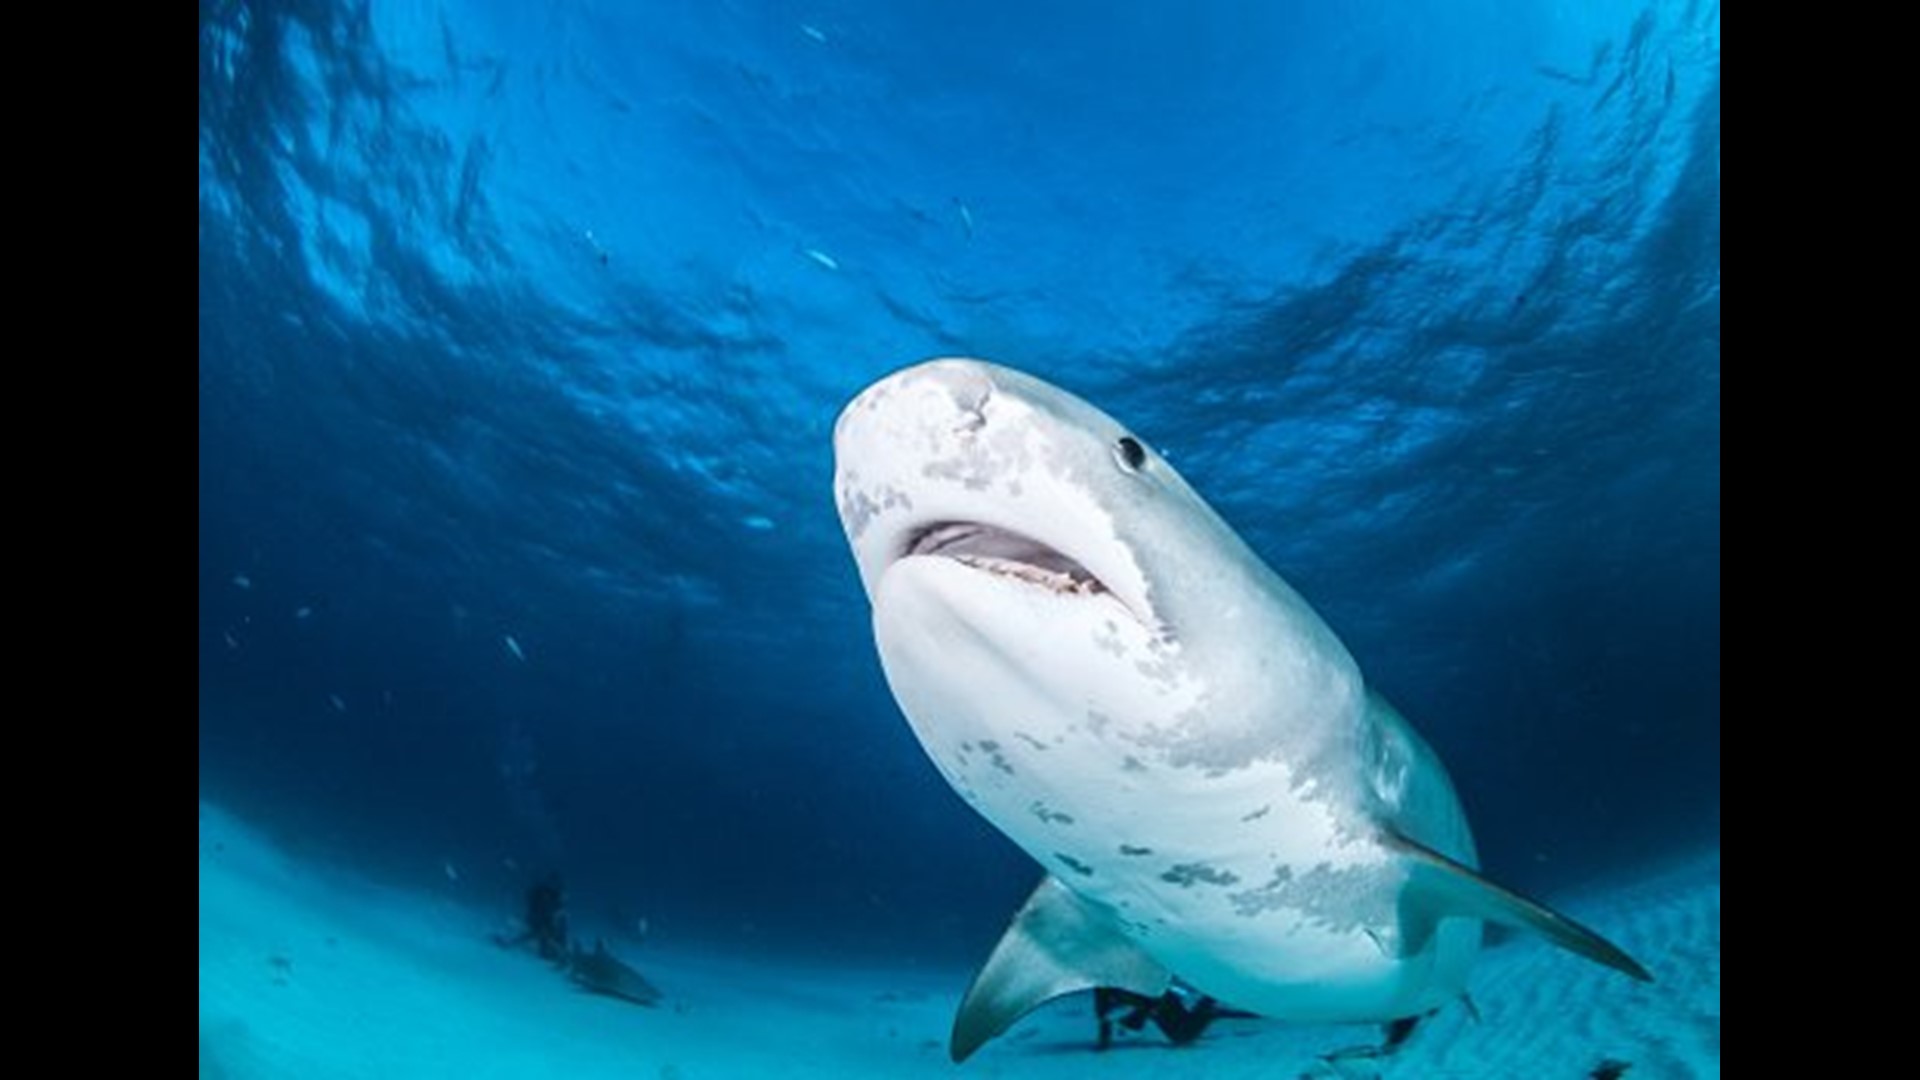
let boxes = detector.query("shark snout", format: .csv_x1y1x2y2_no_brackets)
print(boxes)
891,358,999,442
914,358,996,416
834,358,1000,459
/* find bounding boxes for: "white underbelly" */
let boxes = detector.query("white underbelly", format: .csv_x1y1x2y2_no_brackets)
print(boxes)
873,562,1478,1022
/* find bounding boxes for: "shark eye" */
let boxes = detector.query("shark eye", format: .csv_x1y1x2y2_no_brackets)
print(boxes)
1113,435,1147,472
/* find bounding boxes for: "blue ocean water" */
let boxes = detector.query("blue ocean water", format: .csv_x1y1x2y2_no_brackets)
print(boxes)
198,0,1718,1036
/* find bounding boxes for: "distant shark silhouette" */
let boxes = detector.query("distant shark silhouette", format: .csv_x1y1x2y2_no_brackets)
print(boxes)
566,938,662,1007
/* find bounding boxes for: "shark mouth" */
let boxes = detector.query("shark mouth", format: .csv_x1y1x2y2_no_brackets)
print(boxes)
903,522,1109,598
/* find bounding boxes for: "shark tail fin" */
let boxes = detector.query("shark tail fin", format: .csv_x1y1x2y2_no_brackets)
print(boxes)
1385,829,1653,983
950,876,1170,1062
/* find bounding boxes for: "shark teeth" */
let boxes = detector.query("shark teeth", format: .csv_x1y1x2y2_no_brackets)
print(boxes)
906,522,1107,596
950,552,1106,595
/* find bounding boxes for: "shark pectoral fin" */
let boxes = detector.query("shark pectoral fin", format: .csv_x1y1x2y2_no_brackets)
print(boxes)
1385,830,1653,983
950,876,1171,1063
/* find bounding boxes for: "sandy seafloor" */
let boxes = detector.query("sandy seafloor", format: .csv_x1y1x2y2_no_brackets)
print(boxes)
199,802,1719,1079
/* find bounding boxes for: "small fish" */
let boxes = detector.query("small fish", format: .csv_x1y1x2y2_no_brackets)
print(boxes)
232,573,252,590
503,634,527,662
328,694,347,712
224,630,240,650
800,23,827,43
742,514,776,531
443,860,460,882
804,248,840,271
954,198,974,241
294,606,313,620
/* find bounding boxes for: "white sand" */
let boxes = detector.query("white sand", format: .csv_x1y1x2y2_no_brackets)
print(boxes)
200,801,1718,1079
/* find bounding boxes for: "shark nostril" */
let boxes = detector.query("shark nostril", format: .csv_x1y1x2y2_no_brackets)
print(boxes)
952,378,993,434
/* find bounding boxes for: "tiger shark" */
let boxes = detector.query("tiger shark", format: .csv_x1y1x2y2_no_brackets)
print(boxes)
832,359,1649,1062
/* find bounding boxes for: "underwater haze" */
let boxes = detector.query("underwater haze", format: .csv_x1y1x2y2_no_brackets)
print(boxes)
199,1,1720,1076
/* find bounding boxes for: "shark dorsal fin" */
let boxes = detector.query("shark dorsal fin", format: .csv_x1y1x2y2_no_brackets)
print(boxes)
950,876,1171,1062
1384,829,1652,982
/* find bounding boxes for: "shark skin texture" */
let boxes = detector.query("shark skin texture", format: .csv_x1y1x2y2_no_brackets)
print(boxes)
832,359,1649,1062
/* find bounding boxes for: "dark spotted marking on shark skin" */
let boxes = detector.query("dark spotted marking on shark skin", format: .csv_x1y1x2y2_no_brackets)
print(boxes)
1030,801,1076,826
1122,756,1147,773
840,490,882,540
1055,853,1095,877
923,455,998,492
1228,862,1395,933
1134,655,1177,683
1129,708,1273,774
1119,844,1154,857
1241,804,1271,822
1160,863,1241,888
1227,865,1296,917
841,483,914,542
978,740,1016,775
1014,732,1048,752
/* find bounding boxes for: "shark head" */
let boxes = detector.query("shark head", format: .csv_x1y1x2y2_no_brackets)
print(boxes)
833,358,1649,1062
833,358,1365,776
